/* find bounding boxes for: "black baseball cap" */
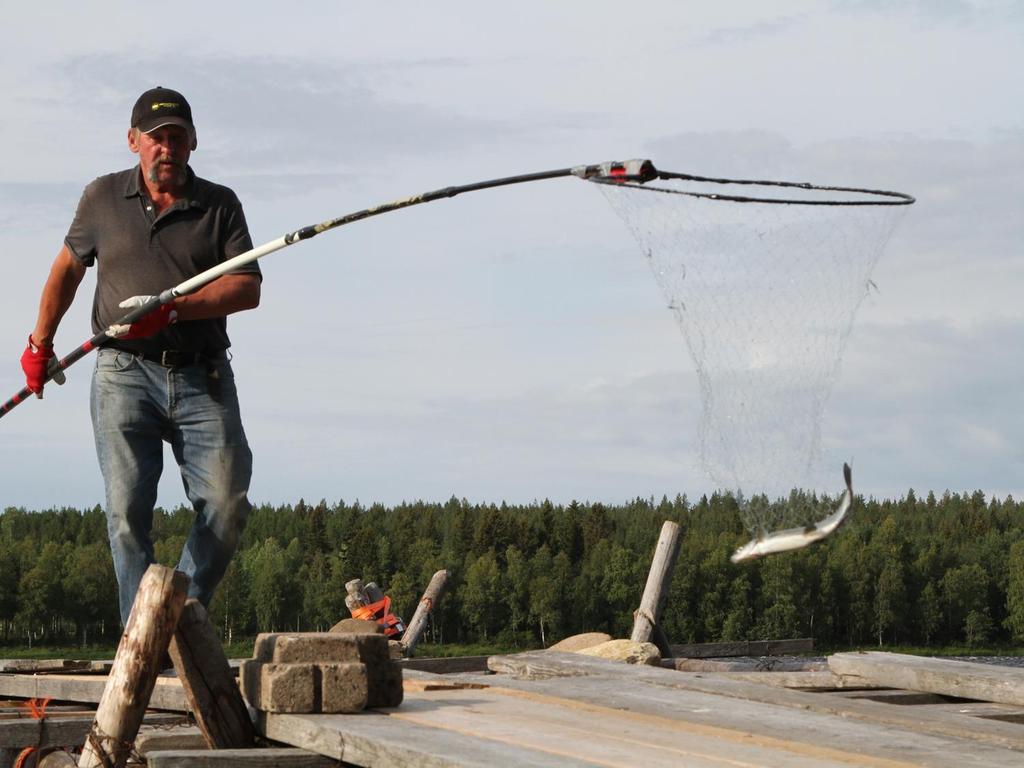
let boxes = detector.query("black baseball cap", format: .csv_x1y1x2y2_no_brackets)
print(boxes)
131,87,194,134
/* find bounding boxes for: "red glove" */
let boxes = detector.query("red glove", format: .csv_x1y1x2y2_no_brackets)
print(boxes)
107,296,178,340
21,336,54,398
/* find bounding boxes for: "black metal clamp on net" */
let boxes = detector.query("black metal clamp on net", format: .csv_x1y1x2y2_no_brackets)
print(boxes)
0,158,913,420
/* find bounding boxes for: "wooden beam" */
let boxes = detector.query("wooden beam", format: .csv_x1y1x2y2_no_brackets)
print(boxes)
669,638,814,659
400,570,450,658
709,670,854,690
136,724,208,755
630,520,680,645
78,564,189,768
168,598,256,749
828,652,1024,707
0,715,182,749
0,661,108,674
260,709,600,767
663,656,825,673
0,674,187,711
146,747,338,767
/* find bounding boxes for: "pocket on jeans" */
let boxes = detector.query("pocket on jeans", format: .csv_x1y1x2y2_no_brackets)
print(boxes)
95,349,139,373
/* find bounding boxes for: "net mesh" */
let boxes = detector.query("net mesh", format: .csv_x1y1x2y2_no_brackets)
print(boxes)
597,176,907,534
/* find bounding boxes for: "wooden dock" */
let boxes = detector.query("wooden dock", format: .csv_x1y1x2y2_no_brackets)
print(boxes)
4,651,1024,766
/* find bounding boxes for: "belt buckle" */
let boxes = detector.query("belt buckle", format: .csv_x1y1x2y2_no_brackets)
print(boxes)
160,350,179,367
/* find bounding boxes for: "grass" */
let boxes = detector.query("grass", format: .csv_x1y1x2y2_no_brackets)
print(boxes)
0,638,541,661
3,640,1020,662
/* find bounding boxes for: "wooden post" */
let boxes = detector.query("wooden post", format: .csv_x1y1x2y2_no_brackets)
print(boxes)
401,570,449,657
78,564,188,768
168,598,256,749
630,521,681,645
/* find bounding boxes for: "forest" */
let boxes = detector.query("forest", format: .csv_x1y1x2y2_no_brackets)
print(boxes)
2,488,1024,652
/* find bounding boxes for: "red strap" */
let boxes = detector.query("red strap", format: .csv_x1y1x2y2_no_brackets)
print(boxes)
14,698,53,768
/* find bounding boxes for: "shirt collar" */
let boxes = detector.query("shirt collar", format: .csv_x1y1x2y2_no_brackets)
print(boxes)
123,165,205,209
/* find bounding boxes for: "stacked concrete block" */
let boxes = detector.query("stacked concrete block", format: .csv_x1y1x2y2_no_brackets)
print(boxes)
240,631,403,714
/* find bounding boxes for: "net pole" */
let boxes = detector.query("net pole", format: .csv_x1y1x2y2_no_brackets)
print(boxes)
2,160,650,421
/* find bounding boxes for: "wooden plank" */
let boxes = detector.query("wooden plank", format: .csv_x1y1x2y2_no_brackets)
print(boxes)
489,676,1024,764
710,670,856,690
398,656,490,675
0,673,187,711
169,598,256,748
829,652,1024,707
136,724,208,754
0,660,108,674
261,710,599,768
484,651,1024,752
0,708,98,721
267,683,1024,767
669,638,814,658
146,747,340,767
664,657,826,673
391,687,919,768
0,714,183,749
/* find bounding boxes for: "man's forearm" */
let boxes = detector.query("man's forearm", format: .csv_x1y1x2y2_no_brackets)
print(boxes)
173,273,261,322
32,246,86,346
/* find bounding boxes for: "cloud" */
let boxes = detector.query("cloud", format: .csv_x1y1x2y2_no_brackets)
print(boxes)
831,0,981,23
696,15,809,46
830,317,1024,497
0,182,83,229
47,53,525,178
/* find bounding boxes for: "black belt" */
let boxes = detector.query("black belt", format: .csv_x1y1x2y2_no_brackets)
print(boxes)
129,349,223,368
143,350,204,368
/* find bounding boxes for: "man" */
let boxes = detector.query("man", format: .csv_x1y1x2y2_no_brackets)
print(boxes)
20,87,261,625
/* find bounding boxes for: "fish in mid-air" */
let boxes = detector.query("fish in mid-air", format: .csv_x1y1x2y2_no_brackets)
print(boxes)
731,463,853,563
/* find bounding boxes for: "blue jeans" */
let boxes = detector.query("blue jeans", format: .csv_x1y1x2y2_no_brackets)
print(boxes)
91,348,253,625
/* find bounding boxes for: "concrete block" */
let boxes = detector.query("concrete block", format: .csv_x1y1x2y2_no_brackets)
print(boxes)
254,632,389,665
320,662,369,713
240,660,315,713
367,661,404,709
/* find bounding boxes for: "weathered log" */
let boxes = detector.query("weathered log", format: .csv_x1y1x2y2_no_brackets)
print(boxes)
77,564,188,768
400,570,450,657
168,598,255,749
630,520,681,644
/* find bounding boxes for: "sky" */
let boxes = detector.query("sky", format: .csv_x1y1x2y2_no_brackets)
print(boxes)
0,1,1020,512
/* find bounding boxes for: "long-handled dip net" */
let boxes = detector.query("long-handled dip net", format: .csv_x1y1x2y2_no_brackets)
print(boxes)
2,158,912,563
590,163,914,561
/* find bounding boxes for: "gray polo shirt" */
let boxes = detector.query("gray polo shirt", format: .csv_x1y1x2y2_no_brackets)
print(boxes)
65,166,261,354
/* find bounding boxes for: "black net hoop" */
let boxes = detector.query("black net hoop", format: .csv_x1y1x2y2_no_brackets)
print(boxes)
590,169,915,207
590,161,914,537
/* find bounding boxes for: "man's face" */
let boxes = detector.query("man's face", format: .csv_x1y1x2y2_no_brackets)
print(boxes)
128,124,194,190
